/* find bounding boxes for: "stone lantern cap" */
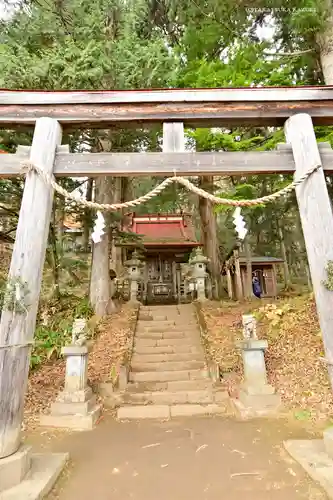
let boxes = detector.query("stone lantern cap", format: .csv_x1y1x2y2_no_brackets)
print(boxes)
190,247,209,264
125,250,144,268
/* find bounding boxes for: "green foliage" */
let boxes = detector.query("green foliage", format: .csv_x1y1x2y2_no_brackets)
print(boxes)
0,0,175,90
0,273,6,313
323,261,333,291
31,294,93,370
294,409,312,421
1,276,29,314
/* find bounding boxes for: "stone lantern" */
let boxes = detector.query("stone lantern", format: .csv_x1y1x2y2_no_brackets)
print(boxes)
189,247,209,301
125,250,143,302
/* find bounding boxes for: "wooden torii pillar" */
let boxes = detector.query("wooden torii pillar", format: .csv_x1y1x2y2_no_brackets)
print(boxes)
285,114,333,388
0,118,62,458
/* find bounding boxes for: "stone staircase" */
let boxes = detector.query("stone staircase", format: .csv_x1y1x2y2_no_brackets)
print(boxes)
117,304,230,420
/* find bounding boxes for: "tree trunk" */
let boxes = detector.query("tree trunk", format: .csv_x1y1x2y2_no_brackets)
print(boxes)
244,238,252,299
110,177,123,275
233,248,243,300
198,176,223,299
55,196,65,252
317,4,333,84
121,177,133,266
49,222,61,298
226,264,233,299
83,178,93,253
295,212,311,290
305,262,313,291
89,176,112,316
278,225,292,289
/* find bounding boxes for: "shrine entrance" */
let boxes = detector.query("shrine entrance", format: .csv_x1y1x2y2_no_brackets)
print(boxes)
145,255,176,304
1,87,333,478
122,213,201,305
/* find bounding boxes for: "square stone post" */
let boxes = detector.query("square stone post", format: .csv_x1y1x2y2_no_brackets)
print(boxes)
233,315,281,417
40,320,101,430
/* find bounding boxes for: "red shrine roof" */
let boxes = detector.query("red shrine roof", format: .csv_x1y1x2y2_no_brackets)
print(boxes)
126,214,200,247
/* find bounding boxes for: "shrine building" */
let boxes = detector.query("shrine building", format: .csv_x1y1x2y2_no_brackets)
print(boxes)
122,213,201,304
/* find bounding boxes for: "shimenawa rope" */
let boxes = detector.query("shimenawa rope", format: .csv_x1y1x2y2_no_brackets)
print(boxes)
0,160,320,350
20,160,321,210
0,341,34,349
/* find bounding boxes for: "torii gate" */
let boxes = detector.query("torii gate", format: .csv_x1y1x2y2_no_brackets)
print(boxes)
0,86,333,470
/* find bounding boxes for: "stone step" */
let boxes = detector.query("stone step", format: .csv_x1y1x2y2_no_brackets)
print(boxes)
127,379,212,392
137,321,197,327
118,405,170,419
138,314,168,321
136,326,197,334
134,338,197,348
133,345,202,355
170,404,229,418
131,352,204,363
131,360,205,372
117,403,228,420
167,379,212,391
139,317,196,324
138,317,153,322
123,389,214,405
129,369,209,383
135,331,195,340
137,320,176,327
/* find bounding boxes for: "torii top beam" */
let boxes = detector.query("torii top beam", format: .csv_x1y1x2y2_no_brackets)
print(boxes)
1,86,333,128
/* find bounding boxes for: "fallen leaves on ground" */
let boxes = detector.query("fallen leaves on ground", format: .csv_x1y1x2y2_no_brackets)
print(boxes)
201,296,333,425
24,303,137,430
88,304,137,387
24,361,66,430
201,302,245,397
262,297,333,425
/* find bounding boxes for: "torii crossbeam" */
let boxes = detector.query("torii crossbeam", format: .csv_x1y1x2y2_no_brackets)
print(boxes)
1,85,333,128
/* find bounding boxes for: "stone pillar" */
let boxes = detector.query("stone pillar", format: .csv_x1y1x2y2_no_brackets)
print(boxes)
234,314,281,417
125,250,143,303
190,248,210,301
323,428,333,459
0,446,32,494
40,319,101,430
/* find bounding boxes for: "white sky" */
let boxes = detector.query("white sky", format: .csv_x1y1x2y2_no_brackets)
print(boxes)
0,2,275,39
0,0,16,19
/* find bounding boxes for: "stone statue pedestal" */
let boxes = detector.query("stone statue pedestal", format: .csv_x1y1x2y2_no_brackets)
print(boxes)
234,338,281,418
40,345,101,430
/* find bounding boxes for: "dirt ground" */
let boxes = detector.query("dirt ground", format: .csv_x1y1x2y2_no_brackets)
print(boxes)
24,415,327,500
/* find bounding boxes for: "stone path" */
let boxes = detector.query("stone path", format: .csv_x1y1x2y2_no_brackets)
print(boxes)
34,416,327,500
22,304,327,499
117,304,229,420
